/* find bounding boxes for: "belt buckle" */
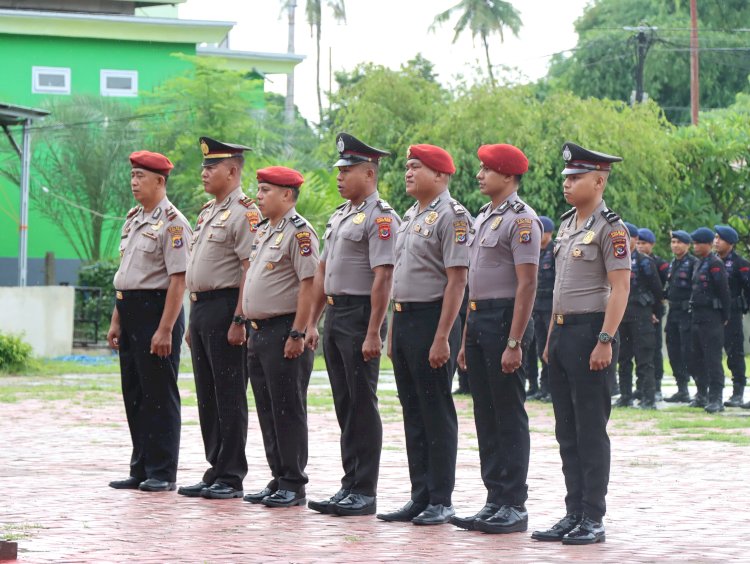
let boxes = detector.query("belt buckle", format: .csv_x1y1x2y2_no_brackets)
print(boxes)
327,296,334,305
190,292,198,302
115,291,123,300
394,302,402,312
470,301,477,311
250,321,259,330
555,314,564,325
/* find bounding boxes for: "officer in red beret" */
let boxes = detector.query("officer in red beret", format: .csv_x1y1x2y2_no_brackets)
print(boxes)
452,144,541,534
241,166,319,508
107,150,192,492
378,144,471,525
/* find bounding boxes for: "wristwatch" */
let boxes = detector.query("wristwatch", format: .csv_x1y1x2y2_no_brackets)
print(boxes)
598,332,616,344
231,315,245,326
507,337,522,350
289,329,306,340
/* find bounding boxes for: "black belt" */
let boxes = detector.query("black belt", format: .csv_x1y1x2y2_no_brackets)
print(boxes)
115,289,166,300
248,312,295,331
553,312,605,326
326,295,370,307
393,299,442,312
189,288,239,302
469,298,514,311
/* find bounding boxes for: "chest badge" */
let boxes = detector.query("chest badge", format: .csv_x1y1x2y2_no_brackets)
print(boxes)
425,211,439,225
582,230,595,244
572,247,582,258
414,224,422,233
220,210,232,221
151,219,164,231
274,233,285,245
353,212,366,225
490,216,502,230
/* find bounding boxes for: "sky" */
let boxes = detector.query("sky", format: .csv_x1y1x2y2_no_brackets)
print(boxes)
179,0,592,123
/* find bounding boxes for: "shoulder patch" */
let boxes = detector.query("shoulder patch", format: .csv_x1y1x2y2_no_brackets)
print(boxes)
126,205,141,219
245,210,260,232
290,215,306,228
511,200,526,213
239,196,255,208
201,199,215,211
560,208,576,220
376,216,392,240
295,231,313,256
165,206,177,221
601,208,621,224
377,199,393,211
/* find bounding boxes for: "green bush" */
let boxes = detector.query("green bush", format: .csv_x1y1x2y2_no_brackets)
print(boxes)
76,261,118,344
0,332,33,372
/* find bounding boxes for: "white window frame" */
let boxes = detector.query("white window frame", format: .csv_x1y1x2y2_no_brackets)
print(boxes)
100,69,138,97
32,66,71,94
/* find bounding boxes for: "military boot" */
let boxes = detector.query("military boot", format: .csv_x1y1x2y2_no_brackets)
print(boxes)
665,382,690,403
724,384,744,408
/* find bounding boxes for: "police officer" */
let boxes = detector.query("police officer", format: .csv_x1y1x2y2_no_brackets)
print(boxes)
451,144,540,535
688,227,730,413
713,225,750,407
533,142,630,545
525,215,555,401
305,133,400,517
242,166,319,507
615,223,663,409
637,228,669,401
377,144,470,526
178,138,260,500
107,151,191,492
664,230,697,402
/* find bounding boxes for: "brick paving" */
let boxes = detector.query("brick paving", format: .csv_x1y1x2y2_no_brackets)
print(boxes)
2,371,750,563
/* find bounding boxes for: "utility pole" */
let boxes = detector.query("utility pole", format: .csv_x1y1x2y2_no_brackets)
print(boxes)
285,0,297,125
690,0,700,125
624,25,658,104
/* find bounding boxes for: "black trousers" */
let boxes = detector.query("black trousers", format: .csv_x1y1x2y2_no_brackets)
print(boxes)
116,290,183,482
548,312,615,522
691,308,725,402
188,289,248,490
392,301,460,506
532,309,552,393
724,309,746,389
323,296,385,496
247,313,313,492
666,306,692,387
617,305,657,402
456,289,470,392
653,316,664,391
465,305,531,506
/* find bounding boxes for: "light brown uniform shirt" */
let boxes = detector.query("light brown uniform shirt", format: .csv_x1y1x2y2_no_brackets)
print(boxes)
468,192,542,300
392,191,471,302
321,191,401,296
552,199,631,314
242,207,319,319
186,186,261,292
114,197,191,290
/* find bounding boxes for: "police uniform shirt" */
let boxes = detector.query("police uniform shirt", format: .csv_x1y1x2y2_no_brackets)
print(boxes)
467,193,542,300
114,197,191,290
691,253,731,317
723,250,750,305
551,200,631,314
392,192,470,302
186,187,260,292
242,207,319,319
666,254,697,301
321,191,401,296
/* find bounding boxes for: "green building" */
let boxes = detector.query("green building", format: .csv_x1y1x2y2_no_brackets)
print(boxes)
0,0,303,285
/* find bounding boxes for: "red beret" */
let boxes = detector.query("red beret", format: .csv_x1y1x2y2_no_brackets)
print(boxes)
477,144,528,175
256,166,304,189
407,144,456,175
129,150,174,177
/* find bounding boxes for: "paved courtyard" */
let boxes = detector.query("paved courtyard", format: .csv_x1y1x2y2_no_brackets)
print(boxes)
2,370,750,562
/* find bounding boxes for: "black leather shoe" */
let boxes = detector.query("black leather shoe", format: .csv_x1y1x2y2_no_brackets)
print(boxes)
412,504,455,526
473,505,528,534
177,481,209,497
308,489,350,514
332,493,376,516
724,394,744,408
202,482,243,499
614,396,633,407
665,390,691,403
562,516,605,545
138,478,176,492
261,489,306,508
639,400,657,410
109,476,142,490
689,394,707,408
449,503,500,530
705,401,725,414
531,513,582,541
376,500,427,522
243,487,275,504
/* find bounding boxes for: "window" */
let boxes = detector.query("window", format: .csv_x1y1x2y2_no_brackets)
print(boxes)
32,66,71,94
100,70,138,97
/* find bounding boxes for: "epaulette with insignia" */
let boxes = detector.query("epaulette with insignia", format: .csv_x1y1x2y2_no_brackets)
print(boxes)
201,199,215,210
126,206,141,219
257,217,269,227
479,202,491,214
450,200,466,215
239,196,255,208
165,206,177,221
601,208,621,224
560,208,576,220
290,215,306,228
511,201,526,213
377,199,393,212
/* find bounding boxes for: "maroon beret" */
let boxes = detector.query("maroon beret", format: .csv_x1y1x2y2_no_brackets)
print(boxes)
129,150,174,177
407,144,456,175
477,144,528,175
256,166,304,189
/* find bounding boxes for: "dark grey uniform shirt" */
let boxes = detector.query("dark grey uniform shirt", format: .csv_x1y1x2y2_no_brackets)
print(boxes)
321,191,401,296
392,191,471,302
468,192,542,300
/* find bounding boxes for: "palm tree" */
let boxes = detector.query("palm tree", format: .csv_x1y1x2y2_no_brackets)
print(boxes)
431,0,522,85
